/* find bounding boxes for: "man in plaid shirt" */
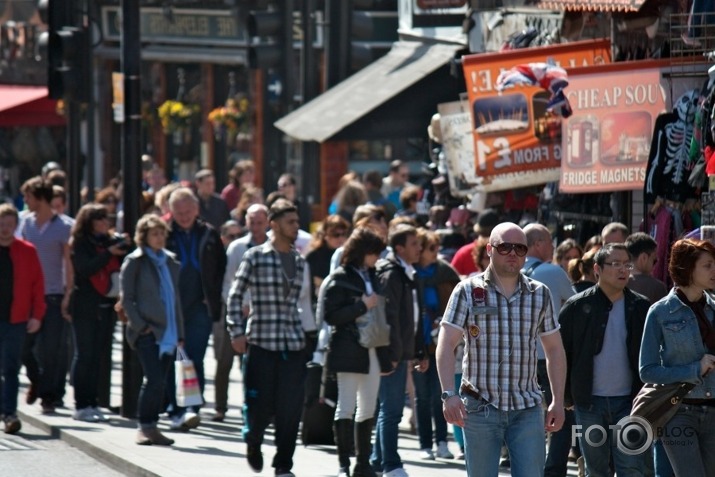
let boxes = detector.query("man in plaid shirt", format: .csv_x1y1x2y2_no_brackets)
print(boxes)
227,199,306,477
436,222,567,477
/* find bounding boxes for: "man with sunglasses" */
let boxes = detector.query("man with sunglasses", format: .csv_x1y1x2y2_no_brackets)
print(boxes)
559,243,651,477
436,222,567,477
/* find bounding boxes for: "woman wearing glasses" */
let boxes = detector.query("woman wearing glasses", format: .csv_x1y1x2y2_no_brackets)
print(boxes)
69,204,130,423
640,238,715,477
306,215,351,307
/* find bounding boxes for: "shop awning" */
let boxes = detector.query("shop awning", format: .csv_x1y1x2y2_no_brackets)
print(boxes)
274,41,464,142
0,85,64,127
537,0,648,12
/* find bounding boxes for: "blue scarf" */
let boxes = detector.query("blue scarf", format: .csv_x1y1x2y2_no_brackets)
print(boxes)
145,247,178,357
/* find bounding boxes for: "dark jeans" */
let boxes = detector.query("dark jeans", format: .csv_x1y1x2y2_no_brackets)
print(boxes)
71,304,115,409
25,295,69,405
166,302,213,416
96,305,116,408
243,344,306,472
0,321,27,416
413,354,448,449
371,361,408,473
538,359,575,477
134,333,172,428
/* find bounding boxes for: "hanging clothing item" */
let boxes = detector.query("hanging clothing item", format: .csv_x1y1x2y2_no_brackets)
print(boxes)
644,90,700,204
649,206,674,287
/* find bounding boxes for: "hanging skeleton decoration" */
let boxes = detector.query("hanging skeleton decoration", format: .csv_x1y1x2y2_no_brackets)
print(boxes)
645,89,700,204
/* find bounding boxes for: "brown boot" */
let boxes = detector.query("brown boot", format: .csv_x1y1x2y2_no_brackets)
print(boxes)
136,428,175,446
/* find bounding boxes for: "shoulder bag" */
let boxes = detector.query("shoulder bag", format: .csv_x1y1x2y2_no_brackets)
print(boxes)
630,382,696,433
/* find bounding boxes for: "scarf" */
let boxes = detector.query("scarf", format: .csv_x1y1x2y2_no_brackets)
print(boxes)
145,247,178,357
676,288,715,351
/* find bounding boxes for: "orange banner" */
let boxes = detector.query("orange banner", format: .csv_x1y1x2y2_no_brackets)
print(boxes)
462,40,611,191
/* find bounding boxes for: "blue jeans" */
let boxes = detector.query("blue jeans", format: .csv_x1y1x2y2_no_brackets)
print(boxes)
661,403,715,477
0,321,27,416
574,395,647,477
412,354,448,449
463,394,545,477
166,302,213,415
654,438,674,477
371,361,407,473
134,333,173,428
538,359,575,477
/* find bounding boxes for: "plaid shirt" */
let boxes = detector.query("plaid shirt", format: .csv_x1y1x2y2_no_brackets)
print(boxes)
441,267,559,411
226,241,306,352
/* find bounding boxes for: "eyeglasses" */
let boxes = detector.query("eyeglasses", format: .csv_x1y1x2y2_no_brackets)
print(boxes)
224,233,240,241
277,182,292,188
328,232,347,239
492,242,528,257
92,214,109,221
602,262,634,271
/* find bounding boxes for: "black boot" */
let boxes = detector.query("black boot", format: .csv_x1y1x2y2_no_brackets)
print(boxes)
334,419,353,477
352,418,377,477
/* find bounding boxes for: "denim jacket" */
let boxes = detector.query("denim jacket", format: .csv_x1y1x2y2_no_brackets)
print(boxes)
640,289,715,399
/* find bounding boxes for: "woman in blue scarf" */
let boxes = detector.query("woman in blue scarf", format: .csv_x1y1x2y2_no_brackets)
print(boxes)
120,214,184,446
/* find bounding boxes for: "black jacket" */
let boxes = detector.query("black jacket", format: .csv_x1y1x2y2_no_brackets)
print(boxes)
322,266,391,374
167,219,226,321
70,234,120,318
559,285,650,408
376,254,426,367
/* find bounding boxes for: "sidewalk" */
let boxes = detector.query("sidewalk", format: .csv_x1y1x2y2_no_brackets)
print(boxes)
15,326,578,476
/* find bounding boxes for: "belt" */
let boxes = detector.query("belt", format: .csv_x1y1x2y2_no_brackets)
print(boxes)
682,399,715,407
460,383,480,400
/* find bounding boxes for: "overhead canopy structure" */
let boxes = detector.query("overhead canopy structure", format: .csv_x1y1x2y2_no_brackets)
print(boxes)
275,41,465,142
537,0,649,12
0,85,64,127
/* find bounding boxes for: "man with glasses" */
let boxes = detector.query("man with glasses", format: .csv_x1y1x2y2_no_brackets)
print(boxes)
559,243,650,477
436,222,566,477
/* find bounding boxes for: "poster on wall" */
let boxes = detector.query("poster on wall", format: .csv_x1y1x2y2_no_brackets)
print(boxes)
559,60,703,193
461,39,611,192
438,100,475,197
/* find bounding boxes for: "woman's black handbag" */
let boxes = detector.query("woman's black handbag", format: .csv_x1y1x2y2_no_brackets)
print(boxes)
630,382,696,433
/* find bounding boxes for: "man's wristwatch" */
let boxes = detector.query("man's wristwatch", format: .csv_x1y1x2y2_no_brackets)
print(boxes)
441,390,458,402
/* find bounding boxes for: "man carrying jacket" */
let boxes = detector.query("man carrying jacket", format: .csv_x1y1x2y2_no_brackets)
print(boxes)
372,223,428,477
559,243,650,477
0,204,45,434
166,187,226,431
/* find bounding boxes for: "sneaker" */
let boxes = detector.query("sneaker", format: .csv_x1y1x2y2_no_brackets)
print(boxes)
383,468,409,477
456,447,465,460
73,407,100,423
247,444,263,472
92,407,109,422
275,470,295,477
169,412,201,431
435,441,454,459
3,415,21,435
419,448,435,460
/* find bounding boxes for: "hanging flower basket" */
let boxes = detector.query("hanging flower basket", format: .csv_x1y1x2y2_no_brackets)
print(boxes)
157,100,198,135
208,98,249,141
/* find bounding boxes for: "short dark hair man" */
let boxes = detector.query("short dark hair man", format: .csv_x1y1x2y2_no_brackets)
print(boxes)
227,199,306,477
194,169,230,230
559,243,650,477
371,224,428,476
625,232,667,304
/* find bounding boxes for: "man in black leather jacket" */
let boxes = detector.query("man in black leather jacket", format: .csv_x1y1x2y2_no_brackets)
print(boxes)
559,243,650,477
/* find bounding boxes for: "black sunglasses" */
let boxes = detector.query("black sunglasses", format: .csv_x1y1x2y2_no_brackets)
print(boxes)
492,242,528,257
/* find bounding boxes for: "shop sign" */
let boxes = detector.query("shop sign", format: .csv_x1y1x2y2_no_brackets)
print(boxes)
461,39,611,192
101,7,245,46
416,0,467,9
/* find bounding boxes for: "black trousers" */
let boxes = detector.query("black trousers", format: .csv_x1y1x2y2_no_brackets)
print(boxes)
243,344,307,471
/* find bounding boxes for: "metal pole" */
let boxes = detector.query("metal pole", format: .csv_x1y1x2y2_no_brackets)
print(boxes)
301,0,318,220
120,0,143,418
84,0,95,202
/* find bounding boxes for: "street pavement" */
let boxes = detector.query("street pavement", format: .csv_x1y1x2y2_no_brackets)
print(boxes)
15,326,580,476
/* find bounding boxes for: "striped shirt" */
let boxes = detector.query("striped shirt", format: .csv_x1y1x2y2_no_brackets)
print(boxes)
441,267,559,411
20,214,71,295
226,241,306,352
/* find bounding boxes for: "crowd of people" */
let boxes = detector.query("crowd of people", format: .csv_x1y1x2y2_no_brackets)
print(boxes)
2,157,715,477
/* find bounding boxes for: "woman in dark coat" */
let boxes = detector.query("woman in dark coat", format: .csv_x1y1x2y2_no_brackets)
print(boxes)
321,227,387,477
69,204,129,423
